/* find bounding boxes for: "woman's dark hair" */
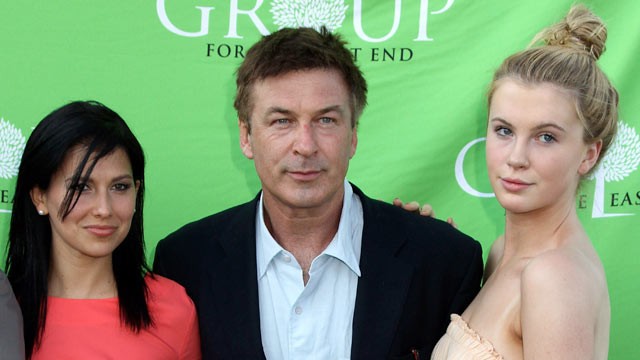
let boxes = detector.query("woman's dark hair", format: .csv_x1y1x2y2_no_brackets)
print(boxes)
5,100,152,357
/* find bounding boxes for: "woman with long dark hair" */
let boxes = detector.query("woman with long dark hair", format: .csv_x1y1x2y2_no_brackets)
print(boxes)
6,100,200,359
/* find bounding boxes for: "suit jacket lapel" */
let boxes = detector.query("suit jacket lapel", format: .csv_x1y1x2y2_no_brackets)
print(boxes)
351,187,414,358
205,194,266,358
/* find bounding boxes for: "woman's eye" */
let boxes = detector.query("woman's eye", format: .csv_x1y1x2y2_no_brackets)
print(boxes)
71,183,90,192
113,183,132,191
495,127,512,136
538,133,556,143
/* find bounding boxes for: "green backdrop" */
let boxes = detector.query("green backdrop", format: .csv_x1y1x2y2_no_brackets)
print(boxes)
1,1,638,358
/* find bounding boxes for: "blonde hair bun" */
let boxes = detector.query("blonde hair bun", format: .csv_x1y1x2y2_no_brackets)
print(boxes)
533,4,607,60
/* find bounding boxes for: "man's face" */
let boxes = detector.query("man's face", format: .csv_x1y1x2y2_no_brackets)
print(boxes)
240,68,357,214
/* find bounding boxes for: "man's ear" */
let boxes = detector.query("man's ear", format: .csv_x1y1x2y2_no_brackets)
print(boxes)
578,139,603,175
349,127,358,159
239,119,254,159
30,187,48,215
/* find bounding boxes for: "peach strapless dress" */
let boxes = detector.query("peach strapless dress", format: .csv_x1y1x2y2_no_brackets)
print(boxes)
431,314,504,360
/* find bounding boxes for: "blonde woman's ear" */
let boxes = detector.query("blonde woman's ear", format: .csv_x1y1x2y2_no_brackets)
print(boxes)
578,140,603,175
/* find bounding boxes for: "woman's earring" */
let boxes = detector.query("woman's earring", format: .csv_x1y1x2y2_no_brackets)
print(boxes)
38,210,45,215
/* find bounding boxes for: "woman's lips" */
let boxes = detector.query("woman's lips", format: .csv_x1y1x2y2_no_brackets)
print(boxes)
500,177,532,192
84,225,117,237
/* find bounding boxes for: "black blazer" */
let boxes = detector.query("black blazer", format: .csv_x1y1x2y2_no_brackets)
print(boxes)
154,185,483,359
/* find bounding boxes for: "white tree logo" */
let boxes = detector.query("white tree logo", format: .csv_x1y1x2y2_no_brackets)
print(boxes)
0,118,26,179
270,0,348,32
589,120,640,217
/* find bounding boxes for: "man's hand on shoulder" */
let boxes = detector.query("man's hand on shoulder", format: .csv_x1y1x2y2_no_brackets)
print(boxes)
392,198,457,228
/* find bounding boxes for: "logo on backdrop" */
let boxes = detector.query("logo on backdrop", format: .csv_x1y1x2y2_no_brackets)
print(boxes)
455,120,640,218
0,117,27,213
156,0,455,62
271,0,348,32
586,121,640,217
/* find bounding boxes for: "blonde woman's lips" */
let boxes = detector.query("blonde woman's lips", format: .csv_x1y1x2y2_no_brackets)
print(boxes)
500,177,532,192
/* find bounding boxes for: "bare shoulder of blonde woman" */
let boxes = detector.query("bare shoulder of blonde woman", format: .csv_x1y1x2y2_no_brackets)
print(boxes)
519,240,610,360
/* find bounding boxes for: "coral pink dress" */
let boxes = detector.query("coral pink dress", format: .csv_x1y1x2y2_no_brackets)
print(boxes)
32,275,200,360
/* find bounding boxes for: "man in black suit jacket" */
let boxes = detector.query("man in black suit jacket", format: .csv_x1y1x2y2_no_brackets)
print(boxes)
154,27,483,359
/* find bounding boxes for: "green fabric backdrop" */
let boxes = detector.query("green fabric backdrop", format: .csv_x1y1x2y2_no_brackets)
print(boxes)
1,1,638,357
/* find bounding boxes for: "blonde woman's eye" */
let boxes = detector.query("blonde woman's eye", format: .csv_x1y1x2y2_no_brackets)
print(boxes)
539,134,556,143
495,127,511,136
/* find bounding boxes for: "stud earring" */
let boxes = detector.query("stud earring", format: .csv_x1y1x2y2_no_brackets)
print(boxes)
38,210,45,215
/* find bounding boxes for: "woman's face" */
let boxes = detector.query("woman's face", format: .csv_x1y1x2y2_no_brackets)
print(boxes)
486,79,601,215
31,146,139,262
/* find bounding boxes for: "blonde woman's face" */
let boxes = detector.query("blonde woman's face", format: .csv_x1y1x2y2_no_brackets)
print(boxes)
485,79,601,214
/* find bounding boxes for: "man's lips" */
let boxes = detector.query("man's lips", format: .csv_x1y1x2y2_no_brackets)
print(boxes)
287,170,321,181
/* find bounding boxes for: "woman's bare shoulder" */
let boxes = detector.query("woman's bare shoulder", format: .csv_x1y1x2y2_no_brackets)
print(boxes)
518,245,609,358
522,242,606,293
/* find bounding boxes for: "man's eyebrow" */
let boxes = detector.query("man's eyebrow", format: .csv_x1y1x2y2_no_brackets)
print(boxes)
264,105,346,117
315,105,345,116
265,106,292,115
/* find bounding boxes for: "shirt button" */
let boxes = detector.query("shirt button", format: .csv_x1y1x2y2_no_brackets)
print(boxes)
294,306,303,315
282,254,291,263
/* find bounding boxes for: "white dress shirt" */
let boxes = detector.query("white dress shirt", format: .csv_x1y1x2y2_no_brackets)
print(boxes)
256,180,363,360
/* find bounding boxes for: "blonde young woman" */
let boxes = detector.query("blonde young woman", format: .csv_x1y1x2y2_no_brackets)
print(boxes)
431,5,616,359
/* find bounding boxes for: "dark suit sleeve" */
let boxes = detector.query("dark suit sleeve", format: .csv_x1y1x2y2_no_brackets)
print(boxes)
152,220,207,298
152,240,167,276
153,233,183,282
448,240,483,315
152,225,205,298
150,200,266,360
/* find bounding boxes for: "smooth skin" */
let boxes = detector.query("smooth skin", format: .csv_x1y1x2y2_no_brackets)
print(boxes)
31,147,139,299
460,79,609,359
